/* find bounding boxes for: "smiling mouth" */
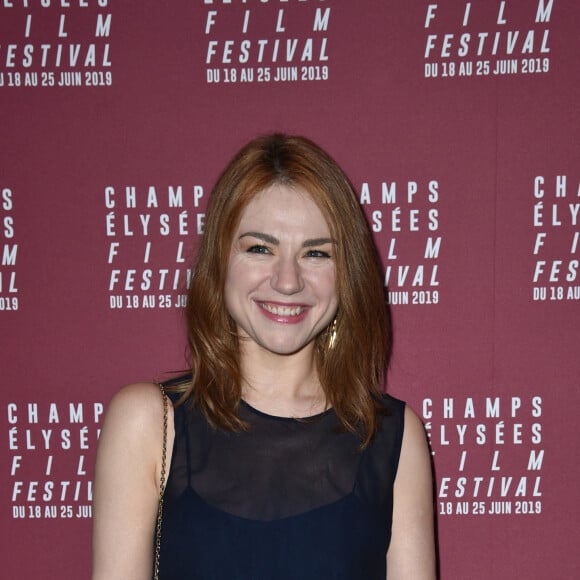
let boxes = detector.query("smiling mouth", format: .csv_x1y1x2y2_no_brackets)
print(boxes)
259,302,306,317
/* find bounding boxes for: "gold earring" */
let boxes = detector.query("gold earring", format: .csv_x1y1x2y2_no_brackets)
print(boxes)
327,318,337,350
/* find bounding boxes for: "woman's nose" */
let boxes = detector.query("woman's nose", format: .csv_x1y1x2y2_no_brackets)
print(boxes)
271,256,304,295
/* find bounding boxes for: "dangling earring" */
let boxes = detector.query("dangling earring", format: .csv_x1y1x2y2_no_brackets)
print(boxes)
327,318,338,350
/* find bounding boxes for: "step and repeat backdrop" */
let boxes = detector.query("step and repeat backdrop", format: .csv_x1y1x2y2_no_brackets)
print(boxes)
1,1,578,578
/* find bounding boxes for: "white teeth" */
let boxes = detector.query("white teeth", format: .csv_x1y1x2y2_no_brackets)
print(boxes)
260,303,304,316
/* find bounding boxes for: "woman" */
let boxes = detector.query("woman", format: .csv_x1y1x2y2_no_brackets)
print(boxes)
92,134,436,579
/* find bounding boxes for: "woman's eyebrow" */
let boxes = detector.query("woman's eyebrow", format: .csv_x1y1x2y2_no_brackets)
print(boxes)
239,233,335,247
302,238,335,247
239,232,279,244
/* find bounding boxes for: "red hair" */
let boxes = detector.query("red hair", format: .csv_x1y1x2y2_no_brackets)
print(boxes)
175,134,390,448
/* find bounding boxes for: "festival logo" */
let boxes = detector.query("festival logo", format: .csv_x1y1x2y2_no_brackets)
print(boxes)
531,174,580,302
358,179,442,306
104,183,206,310
424,393,544,517
0,1,112,89
7,399,103,521
1,187,18,312
201,0,331,85
423,1,555,79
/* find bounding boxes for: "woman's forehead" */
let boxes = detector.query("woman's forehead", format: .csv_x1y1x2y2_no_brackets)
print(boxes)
239,184,327,226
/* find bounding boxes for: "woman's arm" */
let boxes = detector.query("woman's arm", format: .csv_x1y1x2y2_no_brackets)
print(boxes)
386,405,437,579
91,382,173,580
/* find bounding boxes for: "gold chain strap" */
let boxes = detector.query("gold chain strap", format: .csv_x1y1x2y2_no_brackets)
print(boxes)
153,384,168,580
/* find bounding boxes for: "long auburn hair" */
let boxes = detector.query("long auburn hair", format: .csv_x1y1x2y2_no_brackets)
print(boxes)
175,134,390,448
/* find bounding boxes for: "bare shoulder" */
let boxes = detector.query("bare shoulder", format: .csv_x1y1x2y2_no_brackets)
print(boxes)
402,405,429,452
397,404,431,490
97,382,174,479
105,381,167,421
92,382,173,580
107,381,172,425
387,403,436,579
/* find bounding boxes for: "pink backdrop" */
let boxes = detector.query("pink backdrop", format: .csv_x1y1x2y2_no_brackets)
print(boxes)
1,1,579,578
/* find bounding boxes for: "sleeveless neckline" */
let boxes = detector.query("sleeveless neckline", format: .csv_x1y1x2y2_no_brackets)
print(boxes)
160,388,406,579
239,398,334,422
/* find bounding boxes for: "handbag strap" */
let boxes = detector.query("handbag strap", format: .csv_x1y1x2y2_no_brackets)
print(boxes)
153,383,168,580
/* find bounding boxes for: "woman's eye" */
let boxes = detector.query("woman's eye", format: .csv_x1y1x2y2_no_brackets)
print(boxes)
305,249,331,259
247,245,270,254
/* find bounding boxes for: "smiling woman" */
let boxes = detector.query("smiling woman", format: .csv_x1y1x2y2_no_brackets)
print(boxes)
225,183,338,359
91,134,436,580
182,134,394,437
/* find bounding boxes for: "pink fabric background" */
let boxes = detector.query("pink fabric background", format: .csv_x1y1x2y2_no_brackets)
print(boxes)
1,1,578,577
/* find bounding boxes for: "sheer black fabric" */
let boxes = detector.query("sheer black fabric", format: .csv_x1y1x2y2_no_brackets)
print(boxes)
158,387,405,580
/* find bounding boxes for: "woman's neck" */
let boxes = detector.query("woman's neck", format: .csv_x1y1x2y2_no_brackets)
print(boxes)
239,342,327,417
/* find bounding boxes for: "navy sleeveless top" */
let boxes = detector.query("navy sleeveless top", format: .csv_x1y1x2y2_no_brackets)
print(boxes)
158,390,405,579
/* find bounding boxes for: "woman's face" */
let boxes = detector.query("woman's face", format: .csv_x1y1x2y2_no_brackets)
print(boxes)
225,183,338,357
